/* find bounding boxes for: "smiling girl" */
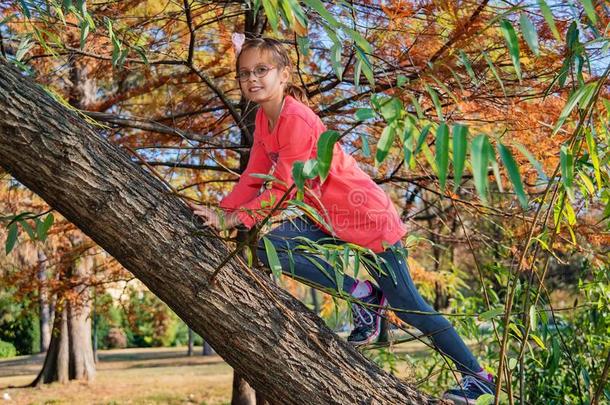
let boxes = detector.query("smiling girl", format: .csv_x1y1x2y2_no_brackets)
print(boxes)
188,36,495,404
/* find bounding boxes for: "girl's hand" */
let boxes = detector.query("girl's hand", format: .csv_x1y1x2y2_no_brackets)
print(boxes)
187,201,225,231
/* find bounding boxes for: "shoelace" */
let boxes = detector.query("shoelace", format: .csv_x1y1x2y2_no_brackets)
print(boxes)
351,301,374,328
454,375,494,394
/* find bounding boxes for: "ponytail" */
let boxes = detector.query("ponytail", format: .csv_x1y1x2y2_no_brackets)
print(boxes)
285,82,309,106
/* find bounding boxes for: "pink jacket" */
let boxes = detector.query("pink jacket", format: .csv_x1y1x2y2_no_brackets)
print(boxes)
219,95,407,253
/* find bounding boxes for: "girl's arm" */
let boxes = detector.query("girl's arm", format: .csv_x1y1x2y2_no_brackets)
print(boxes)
219,137,272,214
234,114,316,229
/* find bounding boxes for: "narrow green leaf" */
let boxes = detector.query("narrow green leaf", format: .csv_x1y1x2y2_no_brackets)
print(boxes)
19,0,31,18
458,50,477,84
262,0,279,32
529,305,537,331
513,141,548,182
537,0,561,40
316,130,341,182
520,13,540,56
482,51,506,97
375,124,396,165
262,237,283,278
498,143,528,208
560,145,574,197
435,122,449,192
500,19,522,81
425,85,444,120
360,133,370,157
479,307,503,321
5,223,18,255
553,83,596,135
581,0,598,24
292,161,306,192
410,95,424,119
19,219,36,240
452,124,468,191
414,124,431,155
330,43,343,80
303,0,340,28
585,130,601,189
471,135,490,204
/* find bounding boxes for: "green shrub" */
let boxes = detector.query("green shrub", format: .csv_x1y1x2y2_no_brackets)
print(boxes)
0,340,17,358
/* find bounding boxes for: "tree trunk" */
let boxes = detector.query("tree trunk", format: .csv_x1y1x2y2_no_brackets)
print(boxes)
203,341,215,356
232,372,257,405
30,242,96,386
0,59,433,404
38,250,51,352
187,328,194,356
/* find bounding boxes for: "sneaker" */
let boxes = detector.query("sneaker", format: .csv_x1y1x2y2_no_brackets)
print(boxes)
347,285,388,346
442,374,496,405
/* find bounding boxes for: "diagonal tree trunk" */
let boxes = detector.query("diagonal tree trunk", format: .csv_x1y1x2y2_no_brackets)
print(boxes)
0,59,434,404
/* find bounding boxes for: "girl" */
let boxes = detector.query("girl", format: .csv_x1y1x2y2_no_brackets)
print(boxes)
188,36,495,404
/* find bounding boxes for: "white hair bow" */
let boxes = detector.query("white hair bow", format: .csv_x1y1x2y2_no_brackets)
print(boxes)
231,32,246,55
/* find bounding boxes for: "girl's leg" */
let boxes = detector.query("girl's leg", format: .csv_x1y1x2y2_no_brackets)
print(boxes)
367,240,482,375
256,215,357,293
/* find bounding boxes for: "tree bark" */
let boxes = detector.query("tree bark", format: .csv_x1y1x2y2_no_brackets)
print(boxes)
0,59,434,404
232,372,257,405
187,328,194,356
38,249,51,352
30,242,96,386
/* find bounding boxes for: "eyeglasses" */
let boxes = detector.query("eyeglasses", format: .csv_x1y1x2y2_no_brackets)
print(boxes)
236,65,276,81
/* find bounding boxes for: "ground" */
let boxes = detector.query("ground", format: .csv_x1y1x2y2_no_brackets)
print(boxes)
0,337,454,404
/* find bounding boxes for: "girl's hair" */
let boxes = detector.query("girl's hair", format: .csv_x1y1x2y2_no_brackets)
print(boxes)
236,37,309,106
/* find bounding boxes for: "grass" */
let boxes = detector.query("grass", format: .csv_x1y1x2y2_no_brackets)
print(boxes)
0,334,470,404
0,347,233,405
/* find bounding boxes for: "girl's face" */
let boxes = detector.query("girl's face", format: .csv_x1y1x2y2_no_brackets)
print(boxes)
237,48,289,103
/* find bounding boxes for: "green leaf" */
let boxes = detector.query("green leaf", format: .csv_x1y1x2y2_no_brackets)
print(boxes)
553,83,596,136
435,122,449,192
262,237,283,278
537,0,561,40
354,45,375,88
471,135,491,204
458,50,477,84
529,305,537,331
330,43,343,80
375,124,396,165
359,133,370,157
520,13,540,56
355,108,375,121
498,143,528,208
303,0,340,28
581,0,598,24
353,57,362,87
513,141,548,182
396,75,408,88
379,97,403,123
316,130,341,182
500,19,522,81
530,333,546,349
19,220,36,240
482,51,506,97
475,394,494,405
19,0,31,18
410,95,424,119
585,130,601,189
452,124,468,191
262,0,279,32
425,85,444,121
5,223,18,255
292,160,306,192
479,306,503,321
414,124,431,155
560,145,574,199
